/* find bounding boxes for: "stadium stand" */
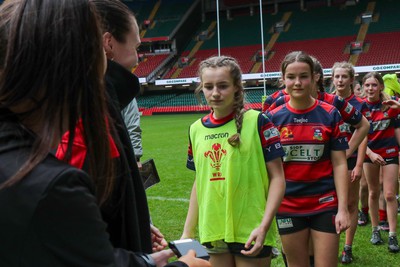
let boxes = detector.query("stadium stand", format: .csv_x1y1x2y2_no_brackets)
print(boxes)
133,54,169,78
367,0,400,34
123,0,156,25
255,36,355,72
357,32,400,66
122,0,400,115
142,0,195,39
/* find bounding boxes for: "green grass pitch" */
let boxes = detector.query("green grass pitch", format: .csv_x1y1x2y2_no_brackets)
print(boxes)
141,113,399,266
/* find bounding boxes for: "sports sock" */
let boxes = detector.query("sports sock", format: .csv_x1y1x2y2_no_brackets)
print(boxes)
379,209,387,221
362,207,369,214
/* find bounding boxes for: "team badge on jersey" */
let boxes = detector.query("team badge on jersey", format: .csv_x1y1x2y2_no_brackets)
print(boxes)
204,143,226,181
344,104,352,114
339,122,351,133
313,128,323,141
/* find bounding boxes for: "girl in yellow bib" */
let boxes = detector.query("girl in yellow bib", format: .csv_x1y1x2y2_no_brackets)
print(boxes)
182,56,286,267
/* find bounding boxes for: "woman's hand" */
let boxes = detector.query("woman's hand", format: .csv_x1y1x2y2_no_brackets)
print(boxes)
151,225,168,252
150,249,175,267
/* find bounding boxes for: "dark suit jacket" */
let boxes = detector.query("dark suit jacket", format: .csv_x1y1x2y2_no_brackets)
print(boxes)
0,110,187,267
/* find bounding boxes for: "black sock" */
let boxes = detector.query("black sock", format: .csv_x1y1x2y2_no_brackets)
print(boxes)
309,255,315,267
282,252,288,267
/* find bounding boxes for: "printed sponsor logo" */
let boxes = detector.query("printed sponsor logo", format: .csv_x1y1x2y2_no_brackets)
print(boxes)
282,144,324,162
293,118,308,123
166,79,189,84
372,119,390,131
275,143,282,149
280,127,294,140
319,195,334,204
344,104,352,114
339,123,351,133
372,64,400,71
263,127,279,141
277,218,294,229
210,172,225,181
205,132,229,140
386,148,396,154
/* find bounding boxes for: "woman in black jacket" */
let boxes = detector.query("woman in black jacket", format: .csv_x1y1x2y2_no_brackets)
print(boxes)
55,0,167,256
0,1,209,267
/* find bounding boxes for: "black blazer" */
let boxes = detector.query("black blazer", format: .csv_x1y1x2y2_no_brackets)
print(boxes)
0,113,186,267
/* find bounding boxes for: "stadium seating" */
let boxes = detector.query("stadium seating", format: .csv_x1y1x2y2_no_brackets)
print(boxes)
368,0,400,34
277,3,363,42
255,36,354,72
131,0,400,115
133,54,169,78
357,32,400,66
122,0,156,24
143,0,194,39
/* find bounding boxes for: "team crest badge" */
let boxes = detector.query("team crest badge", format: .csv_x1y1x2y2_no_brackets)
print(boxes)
313,128,323,141
204,143,226,181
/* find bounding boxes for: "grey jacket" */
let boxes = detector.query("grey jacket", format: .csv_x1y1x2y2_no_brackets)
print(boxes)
122,98,143,160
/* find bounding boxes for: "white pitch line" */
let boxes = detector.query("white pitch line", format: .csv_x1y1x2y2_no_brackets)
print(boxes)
147,196,189,202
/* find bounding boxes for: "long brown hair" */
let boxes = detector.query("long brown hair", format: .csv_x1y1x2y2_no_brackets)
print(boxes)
196,56,246,147
363,72,390,111
0,0,115,204
311,56,324,92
